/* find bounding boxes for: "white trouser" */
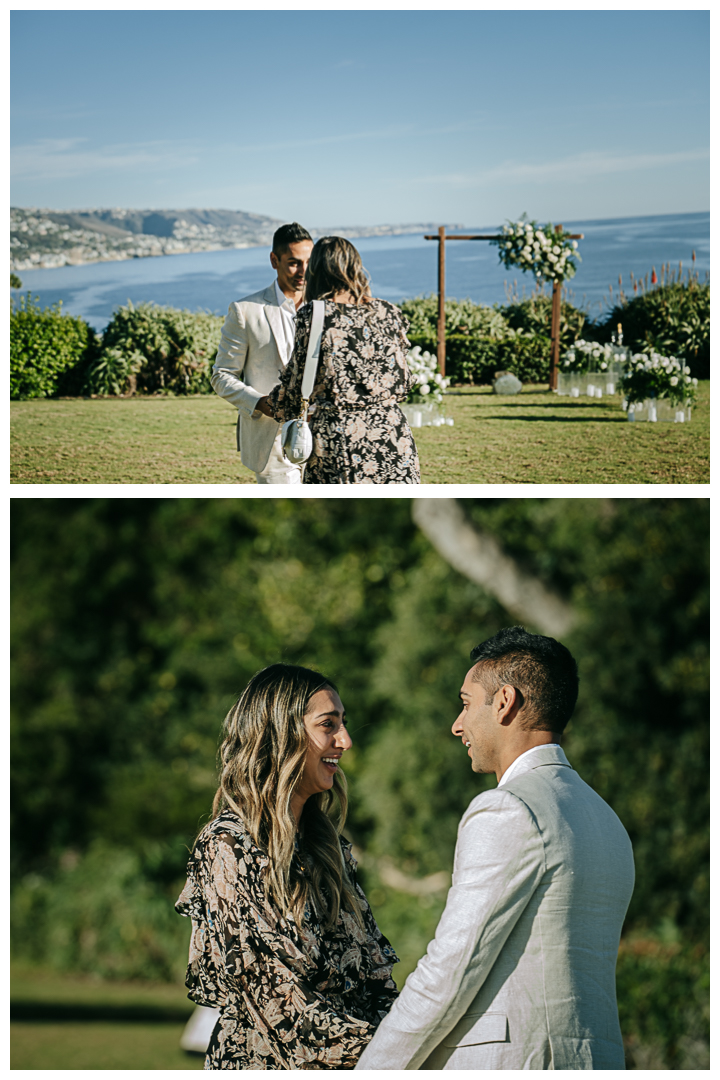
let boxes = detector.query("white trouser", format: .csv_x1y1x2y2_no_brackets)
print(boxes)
254,430,303,484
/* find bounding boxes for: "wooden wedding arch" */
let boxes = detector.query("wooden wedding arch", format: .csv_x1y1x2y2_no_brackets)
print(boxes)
424,225,584,388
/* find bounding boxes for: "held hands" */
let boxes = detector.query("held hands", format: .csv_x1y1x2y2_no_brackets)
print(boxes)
254,396,274,418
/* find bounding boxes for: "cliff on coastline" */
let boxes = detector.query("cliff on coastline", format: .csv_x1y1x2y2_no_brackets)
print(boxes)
11,207,454,270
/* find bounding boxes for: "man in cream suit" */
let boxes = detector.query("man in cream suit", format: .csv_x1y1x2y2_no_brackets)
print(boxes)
357,626,635,1071
211,223,313,483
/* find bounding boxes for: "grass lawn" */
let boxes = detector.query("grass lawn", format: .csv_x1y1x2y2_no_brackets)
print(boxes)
10,381,709,485
11,963,203,1070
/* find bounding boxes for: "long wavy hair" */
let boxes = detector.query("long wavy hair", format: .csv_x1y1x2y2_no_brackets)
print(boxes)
303,236,372,303
212,663,360,927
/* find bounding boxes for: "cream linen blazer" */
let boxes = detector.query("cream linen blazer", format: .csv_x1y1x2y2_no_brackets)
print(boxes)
356,745,634,1070
210,283,288,473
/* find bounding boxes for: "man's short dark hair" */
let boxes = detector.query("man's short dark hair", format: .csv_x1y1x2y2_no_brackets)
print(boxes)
470,626,579,733
272,222,313,256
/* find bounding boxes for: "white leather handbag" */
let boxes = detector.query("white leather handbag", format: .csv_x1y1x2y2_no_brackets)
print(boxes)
280,300,325,465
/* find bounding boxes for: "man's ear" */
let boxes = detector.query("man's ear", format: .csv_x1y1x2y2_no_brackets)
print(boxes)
496,684,522,726
270,251,279,270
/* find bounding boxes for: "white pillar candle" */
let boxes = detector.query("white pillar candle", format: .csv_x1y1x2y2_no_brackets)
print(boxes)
648,405,657,422
595,389,603,399
570,387,580,398
606,382,615,394
445,417,454,426
674,411,685,423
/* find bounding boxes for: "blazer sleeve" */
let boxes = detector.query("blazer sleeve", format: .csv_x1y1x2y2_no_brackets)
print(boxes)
211,302,264,418
355,789,545,1070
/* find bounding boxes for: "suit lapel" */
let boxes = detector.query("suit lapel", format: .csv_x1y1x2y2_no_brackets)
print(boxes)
263,282,286,364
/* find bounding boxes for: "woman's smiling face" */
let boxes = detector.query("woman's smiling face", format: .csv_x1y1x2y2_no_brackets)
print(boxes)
292,688,352,817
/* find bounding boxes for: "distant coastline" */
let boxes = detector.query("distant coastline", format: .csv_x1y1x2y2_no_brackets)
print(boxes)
10,206,461,271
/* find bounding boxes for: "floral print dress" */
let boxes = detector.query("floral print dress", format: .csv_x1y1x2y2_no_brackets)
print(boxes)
175,811,399,1070
266,298,421,484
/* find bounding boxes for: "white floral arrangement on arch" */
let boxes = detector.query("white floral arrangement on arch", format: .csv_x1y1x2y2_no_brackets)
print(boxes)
406,346,449,404
620,351,698,407
492,215,580,283
562,340,617,372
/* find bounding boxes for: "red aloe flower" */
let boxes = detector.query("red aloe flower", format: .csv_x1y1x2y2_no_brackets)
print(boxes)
651,267,658,285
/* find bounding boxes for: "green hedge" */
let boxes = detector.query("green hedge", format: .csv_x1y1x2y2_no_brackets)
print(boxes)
10,295,98,400
401,284,710,385
10,299,225,400
595,281,710,378
11,841,189,983
87,302,224,396
617,930,709,1068
402,295,586,385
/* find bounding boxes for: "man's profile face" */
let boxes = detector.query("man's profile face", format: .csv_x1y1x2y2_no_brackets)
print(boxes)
271,239,314,297
452,665,499,774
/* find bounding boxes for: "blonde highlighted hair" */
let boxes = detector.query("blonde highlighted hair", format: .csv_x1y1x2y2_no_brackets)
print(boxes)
212,663,360,927
304,236,372,304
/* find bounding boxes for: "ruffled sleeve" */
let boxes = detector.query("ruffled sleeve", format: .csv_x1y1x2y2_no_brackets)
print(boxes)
176,821,380,1069
339,840,400,1024
265,307,311,423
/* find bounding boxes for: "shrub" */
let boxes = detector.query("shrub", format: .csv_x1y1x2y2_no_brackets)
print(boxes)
86,302,224,395
11,273,22,289
617,928,709,1069
596,281,710,379
401,295,507,339
10,294,98,400
502,293,587,347
11,840,190,983
401,294,573,384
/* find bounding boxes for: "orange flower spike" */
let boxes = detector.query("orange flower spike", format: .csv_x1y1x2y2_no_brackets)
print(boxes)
651,267,658,285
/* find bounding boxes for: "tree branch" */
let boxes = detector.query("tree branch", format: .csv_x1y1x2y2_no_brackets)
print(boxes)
412,498,576,638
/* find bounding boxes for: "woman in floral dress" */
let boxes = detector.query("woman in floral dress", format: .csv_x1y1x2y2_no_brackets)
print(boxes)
176,663,399,1069
256,237,420,484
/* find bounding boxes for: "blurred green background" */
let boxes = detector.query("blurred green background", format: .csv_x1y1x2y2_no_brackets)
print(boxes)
11,497,708,1069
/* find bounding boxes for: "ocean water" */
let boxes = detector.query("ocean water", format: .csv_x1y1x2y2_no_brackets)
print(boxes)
14,211,709,332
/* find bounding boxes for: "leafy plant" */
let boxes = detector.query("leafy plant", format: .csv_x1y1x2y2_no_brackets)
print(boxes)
620,351,698,406
596,281,709,379
502,293,586,346
83,347,143,397
11,273,22,289
10,294,98,400
87,302,224,395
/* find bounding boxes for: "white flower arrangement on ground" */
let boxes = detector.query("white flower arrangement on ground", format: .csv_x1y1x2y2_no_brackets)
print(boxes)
562,339,617,372
491,216,580,283
406,346,450,404
620,351,698,406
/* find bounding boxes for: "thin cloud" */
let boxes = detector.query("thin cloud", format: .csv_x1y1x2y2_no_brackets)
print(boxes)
12,116,493,184
412,148,709,188
11,137,202,180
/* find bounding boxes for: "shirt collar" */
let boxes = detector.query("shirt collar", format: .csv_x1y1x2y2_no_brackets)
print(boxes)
274,279,296,313
498,743,562,787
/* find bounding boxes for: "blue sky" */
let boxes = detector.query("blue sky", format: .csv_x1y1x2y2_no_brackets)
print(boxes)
11,9,709,227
